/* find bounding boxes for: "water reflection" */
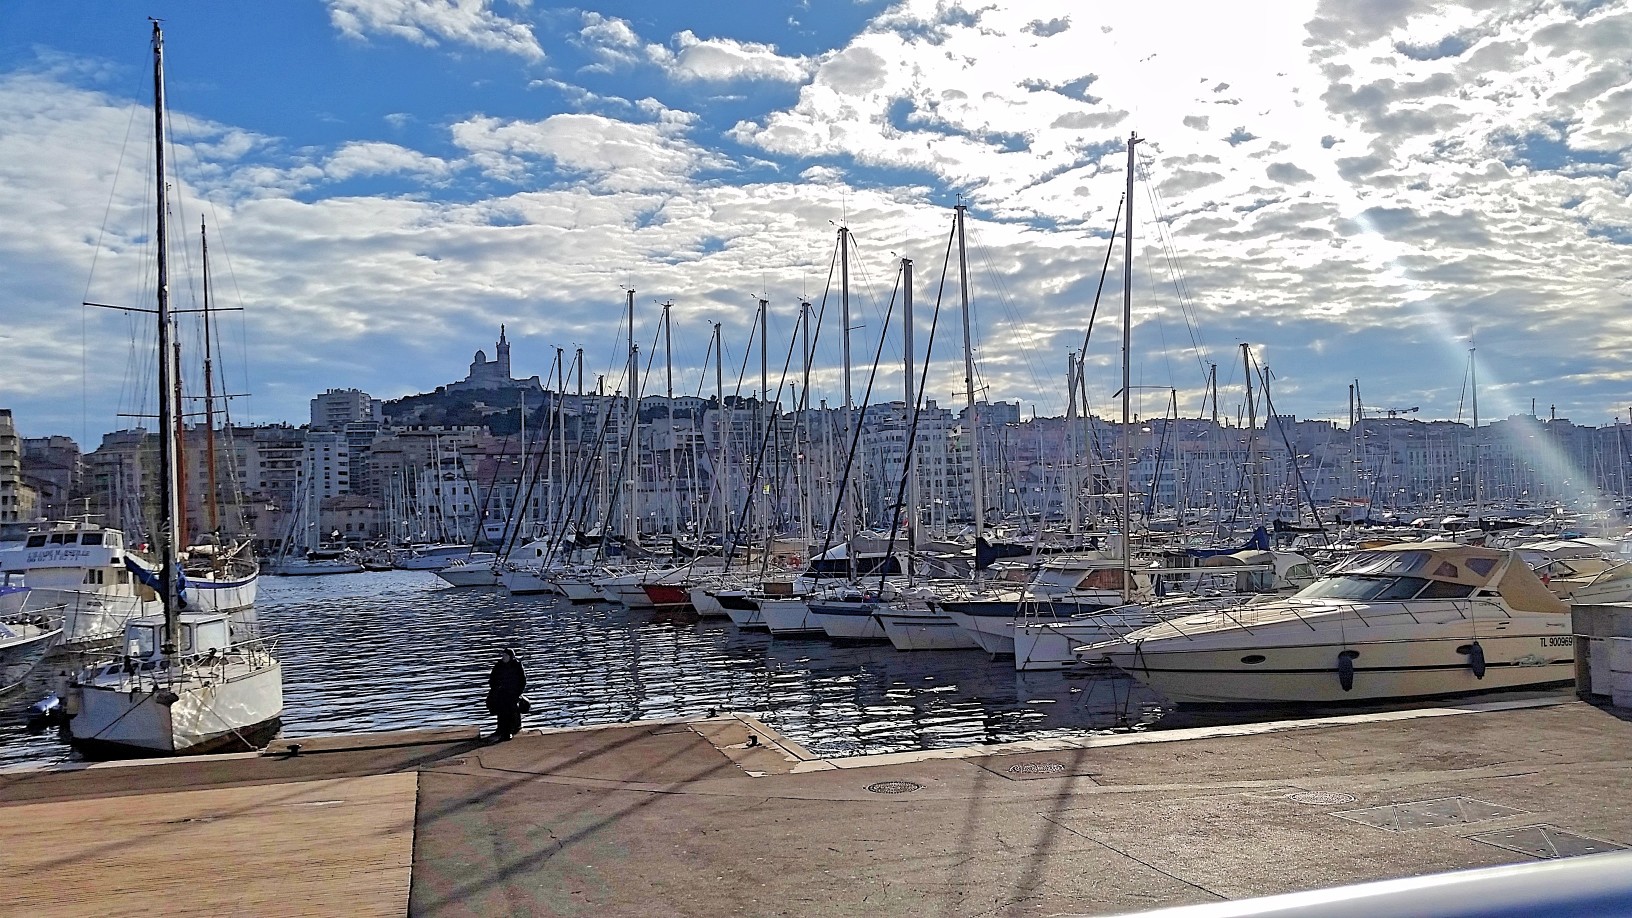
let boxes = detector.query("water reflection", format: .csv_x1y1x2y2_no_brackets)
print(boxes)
0,570,1166,768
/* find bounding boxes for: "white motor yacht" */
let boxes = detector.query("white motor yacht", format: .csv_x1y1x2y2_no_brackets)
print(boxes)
1012,549,1319,671
1099,542,1575,705
0,521,160,643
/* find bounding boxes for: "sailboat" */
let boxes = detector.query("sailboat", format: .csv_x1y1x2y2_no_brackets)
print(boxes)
181,217,262,612
60,22,283,756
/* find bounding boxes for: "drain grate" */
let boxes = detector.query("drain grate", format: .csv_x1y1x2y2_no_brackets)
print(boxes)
1288,791,1357,806
867,781,923,794
1335,796,1524,831
1468,825,1627,859
1008,761,1067,775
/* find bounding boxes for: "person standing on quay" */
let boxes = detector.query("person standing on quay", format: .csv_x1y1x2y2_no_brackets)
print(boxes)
486,648,526,742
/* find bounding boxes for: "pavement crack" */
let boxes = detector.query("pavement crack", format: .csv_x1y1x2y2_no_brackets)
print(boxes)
1041,814,1225,901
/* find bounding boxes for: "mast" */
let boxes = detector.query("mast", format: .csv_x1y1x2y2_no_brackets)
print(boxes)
1471,345,1483,523
1241,342,1259,514
758,298,769,553
799,303,813,549
663,302,676,536
625,289,639,542
1065,352,1079,537
901,258,918,548
956,203,984,572
838,227,856,542
712,322,727,545
199,218,222,548
150,21,184,653
1120,132,1141,600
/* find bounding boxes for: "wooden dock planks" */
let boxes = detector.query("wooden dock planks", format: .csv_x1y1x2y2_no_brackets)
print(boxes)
0,772,417,917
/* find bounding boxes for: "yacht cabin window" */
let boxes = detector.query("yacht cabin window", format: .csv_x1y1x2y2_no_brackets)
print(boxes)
128,624,159,658
25,535,46,548
192,619,229,652
81,533,103,546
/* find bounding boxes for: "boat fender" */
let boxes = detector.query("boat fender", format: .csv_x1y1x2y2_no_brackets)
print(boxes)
156,690,180,706
1469,641,1487,679
1337,652,1355,692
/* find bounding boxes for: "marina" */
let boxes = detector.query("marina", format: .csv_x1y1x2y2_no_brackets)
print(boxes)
2,5,1632,913
0,570,1173,770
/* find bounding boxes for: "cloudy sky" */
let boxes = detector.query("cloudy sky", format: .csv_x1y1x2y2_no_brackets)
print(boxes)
2,0,1629,446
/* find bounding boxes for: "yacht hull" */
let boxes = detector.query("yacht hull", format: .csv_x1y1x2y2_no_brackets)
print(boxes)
1104,633,1574,704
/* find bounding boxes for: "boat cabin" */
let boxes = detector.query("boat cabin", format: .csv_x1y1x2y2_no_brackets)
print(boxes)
123,612,232,660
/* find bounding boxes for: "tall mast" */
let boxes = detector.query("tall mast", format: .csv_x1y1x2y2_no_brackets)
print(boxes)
901,258,918,548
1471,345,1482,522
712,322,727,545
838,227,855,540
151,21,184,652
955,203,984,568
758,298,769,551
1120,133,1141,600
799,302,814,548
663,302,676,536
1241,342,1259,514
1066,351,1079,537
624,289,638,541
199,218,221,546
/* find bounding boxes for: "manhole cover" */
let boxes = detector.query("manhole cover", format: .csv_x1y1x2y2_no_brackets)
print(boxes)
866,781,923,794
1009,761,1067,775
1335,796,1524,831
1468,825,1627,859
1289,791,1357,806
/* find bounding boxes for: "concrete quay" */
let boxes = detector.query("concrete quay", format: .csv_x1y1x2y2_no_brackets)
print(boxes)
1,694,1628,917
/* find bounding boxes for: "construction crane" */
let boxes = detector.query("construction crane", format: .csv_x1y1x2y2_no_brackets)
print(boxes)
1372,406,1419,418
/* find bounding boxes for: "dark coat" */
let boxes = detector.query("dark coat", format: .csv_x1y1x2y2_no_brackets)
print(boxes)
486,658,526,712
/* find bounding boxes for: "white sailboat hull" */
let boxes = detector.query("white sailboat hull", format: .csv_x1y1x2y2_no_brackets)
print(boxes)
499,568,558,594
67,660,284,756
942,606,1019,655
759,597,820,635
438,563,502,587
186,569,259,613
689,586,728,618
878,606,979,651
557,578,604,603
808,601,888,641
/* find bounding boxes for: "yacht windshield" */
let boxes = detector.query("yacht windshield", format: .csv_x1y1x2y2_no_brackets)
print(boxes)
1295,574,1434,601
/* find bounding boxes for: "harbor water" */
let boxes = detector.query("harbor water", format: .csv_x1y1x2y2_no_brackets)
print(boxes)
0,570,1172,769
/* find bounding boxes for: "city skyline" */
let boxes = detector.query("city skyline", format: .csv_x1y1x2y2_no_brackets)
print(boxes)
2,1,1629,444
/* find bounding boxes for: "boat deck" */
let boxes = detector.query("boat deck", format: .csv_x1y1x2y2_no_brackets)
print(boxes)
3,697,1630,916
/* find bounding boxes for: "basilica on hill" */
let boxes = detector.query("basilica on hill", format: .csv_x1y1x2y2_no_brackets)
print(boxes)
443,326,544,393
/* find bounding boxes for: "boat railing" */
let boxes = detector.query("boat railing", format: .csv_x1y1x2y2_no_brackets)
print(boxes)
80,635,279,691
1158,596,1517,642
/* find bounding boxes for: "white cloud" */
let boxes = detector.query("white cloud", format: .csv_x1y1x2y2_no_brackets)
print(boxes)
658,31,815,84
327,0,544,61
4,0,1632,438
449,111,721,190
576,13,813,85
325,141,454,181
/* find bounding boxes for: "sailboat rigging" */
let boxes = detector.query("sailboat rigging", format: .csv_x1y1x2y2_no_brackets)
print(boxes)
59,22,283,757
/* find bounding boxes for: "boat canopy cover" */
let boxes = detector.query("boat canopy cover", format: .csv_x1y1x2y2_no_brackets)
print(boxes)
1185,526,1270,559
1332,542,1567,614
